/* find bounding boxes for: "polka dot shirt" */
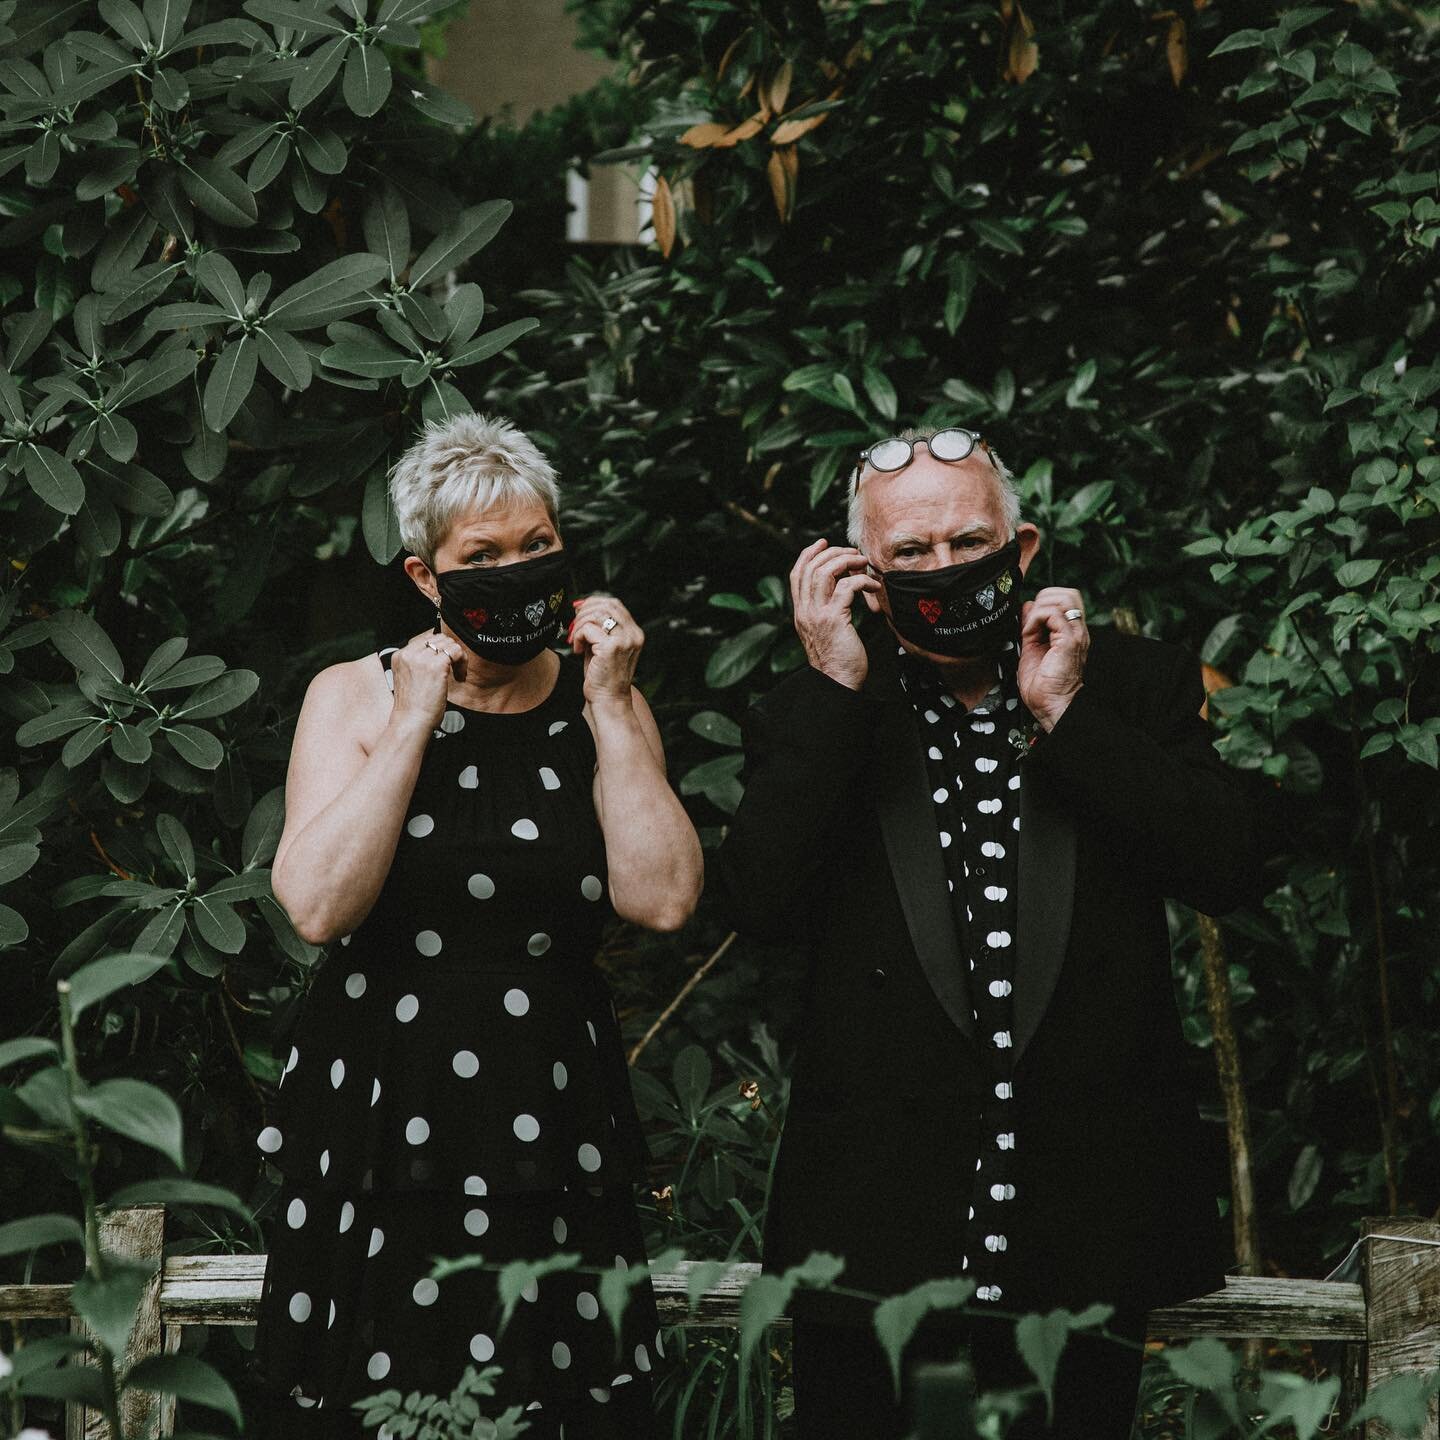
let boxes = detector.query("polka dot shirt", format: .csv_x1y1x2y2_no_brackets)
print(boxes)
898,639,1025,1306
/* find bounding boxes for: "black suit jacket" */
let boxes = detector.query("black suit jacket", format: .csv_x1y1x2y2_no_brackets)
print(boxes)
710,614,1282,1324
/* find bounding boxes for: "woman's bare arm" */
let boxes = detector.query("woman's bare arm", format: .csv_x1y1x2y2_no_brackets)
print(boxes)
588,685,704,933
272,635,458,944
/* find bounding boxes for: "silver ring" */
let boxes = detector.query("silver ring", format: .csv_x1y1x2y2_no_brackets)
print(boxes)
1063,607,1084,622
601,615,619,634
424,640,440,652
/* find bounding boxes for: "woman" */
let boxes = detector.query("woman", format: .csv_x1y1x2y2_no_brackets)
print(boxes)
254,413,703,1438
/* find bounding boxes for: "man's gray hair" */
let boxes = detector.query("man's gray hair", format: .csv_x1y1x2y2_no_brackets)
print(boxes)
388,412,561,567
846,425,1022,549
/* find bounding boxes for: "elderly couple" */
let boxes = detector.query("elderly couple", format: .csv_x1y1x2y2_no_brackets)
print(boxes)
254,412,1276,1439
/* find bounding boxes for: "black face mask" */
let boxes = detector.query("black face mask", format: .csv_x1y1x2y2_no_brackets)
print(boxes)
432,549,570,665
879,538,1024,659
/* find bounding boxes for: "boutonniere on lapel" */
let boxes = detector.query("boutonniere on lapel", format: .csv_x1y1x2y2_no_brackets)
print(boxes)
1008,717,1042,760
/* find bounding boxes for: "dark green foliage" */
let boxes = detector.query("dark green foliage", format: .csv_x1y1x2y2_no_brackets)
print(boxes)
481,0,1439,1280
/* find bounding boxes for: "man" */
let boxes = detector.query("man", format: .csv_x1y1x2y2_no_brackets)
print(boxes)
710,426,1280,1438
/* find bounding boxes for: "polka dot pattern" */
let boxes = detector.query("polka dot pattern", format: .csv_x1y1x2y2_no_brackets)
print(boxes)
899,637,1024,1307
254,646,657,1420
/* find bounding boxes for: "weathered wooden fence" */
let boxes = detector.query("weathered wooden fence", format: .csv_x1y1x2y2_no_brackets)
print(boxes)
2,1209,1436,1438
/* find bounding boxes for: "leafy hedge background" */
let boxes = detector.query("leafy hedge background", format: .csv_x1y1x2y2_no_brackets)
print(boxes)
1,0,1437,1431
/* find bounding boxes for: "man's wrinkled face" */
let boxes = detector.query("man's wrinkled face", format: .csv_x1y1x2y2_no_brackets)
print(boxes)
858,450,1041,622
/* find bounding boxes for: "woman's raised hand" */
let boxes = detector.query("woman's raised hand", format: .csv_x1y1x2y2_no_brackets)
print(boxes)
569,593,643,709
389,630,462,732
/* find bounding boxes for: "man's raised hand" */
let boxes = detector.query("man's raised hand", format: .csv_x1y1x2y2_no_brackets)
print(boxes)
789,539,880,692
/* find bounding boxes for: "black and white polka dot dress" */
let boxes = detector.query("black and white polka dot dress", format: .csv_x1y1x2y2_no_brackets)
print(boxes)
253,647,663,1439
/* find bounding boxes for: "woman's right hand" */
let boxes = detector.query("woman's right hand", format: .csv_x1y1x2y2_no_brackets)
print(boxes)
388,630,463,733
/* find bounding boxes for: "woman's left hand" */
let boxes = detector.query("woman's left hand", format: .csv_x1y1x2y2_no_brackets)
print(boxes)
569,593,644,707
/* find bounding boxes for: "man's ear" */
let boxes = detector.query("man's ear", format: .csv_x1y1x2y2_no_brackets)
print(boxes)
1016,522,1042,579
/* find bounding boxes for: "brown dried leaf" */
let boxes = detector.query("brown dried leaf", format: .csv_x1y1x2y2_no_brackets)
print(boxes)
717,29,749,82
681,122,732,149
712,114,767,148
771,110,829,145
1004,1,1039,83
766,60,793,116
767,146,798,223
652,174,676,258
1166,16,1188,86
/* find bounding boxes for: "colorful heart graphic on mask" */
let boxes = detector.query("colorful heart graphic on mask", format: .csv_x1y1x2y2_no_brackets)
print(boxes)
975,585,996,612
524,600,546,627
918,599,943,624
463,608,488,627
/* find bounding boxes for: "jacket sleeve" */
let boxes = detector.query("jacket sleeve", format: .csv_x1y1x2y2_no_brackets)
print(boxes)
709,664,879,941
1025,641,1285,916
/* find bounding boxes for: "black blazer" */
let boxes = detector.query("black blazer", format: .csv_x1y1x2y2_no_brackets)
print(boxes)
710,614,1282,1324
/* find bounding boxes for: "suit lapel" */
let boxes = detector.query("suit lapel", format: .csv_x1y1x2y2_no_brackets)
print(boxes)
1011,719,1077,1063
863,624,976,1043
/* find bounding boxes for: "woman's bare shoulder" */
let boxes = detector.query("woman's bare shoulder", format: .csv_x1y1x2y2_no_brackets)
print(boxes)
299,650,394,755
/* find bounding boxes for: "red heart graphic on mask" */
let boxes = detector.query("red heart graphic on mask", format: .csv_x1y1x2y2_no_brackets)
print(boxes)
463,608,488,627
918,599,943,624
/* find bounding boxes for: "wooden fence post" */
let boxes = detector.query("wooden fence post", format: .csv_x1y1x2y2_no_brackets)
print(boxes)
66,1206,173,1440
1361,1216,1440,1440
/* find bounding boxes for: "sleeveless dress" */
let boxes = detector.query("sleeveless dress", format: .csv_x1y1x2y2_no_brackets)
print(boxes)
252,645,664,1439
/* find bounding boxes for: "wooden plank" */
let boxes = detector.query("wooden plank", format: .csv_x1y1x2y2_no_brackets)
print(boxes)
156,1254,1366,1340
1148,1275,1367,1342
1362,1217,1440,1440
66,1205,169,1440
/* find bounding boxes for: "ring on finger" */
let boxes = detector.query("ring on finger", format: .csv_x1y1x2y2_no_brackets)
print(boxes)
601,615,619,634
1063,607,1084,622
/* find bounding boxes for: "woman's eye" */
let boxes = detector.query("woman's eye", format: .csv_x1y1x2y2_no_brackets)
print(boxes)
527,538,551,552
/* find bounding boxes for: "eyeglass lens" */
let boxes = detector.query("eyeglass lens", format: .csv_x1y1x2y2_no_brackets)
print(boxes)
926,428,977,461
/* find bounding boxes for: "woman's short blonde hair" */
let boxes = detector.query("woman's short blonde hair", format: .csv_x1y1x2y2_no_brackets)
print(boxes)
388,413,561,566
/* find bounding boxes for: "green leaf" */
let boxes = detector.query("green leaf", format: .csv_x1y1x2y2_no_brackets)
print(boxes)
1016,1310,1073,1421
688,710,742,747
100,0,150,48
111,347,199,407
0,1036,59,1070
289,33,348,110
409,200,513,289
123,1352,244,1427
705,622,778,688
195,252,248,315
107,1178,249,1220
343,39,390,116
72,1261,153,1357
265,252,387,329
16,1365,108,1407
175,669,259,718
73,1077,185,1169
872,1277,976,1396
362,462,403,562
364,180,410,277
166,724,225,769
444,316,538,369
65,951,168,1018
242,785,285,866
23,444,85,514
156,812,194,879
1335,558,1381,588
49,608,125,681
257,327,313,390
143,0,191,52
1209,28,1265,56
192,893,246,953
203,334,258,432
179,158,258,228
0,1212,84,1257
